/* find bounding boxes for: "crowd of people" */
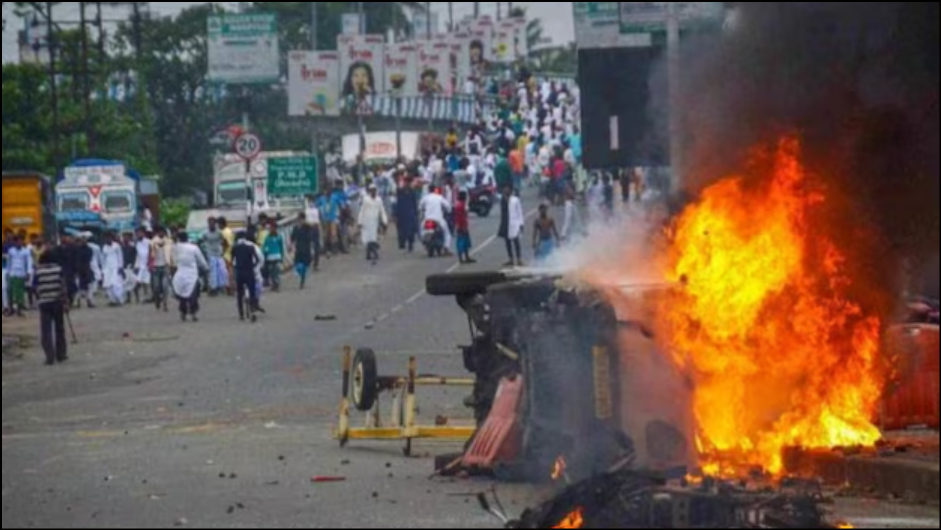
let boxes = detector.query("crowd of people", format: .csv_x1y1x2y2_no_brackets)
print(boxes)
2,72,663,367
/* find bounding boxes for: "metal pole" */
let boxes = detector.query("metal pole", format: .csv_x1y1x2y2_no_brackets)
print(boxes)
448,2,454,32
311,1,320,187
497,2,502,21
80,2,92,151
474,2,480,19
357,1,365,34
508,2,513,15
396,94,403,162
95,2,105,61
47,1,60,173
426,2,431,39
667,2,682,194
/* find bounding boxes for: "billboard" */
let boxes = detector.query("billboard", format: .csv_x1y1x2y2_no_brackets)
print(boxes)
573,2,724,49
417,41,452,96
288,51,341,117
207,13,280,84
493,20,516,63
451,33,473,93
338,34,386,115
384,43,420,96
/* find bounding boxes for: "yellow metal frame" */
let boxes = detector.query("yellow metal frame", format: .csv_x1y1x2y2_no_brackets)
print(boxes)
335,347,477,456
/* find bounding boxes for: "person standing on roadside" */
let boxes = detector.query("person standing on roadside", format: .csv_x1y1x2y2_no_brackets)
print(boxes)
263,222,285,293
498,186,525,268
6,235,32,317
35,252,69,366
232,231,262,321
455,191,477,265
304,196,322,273
134,228,152,304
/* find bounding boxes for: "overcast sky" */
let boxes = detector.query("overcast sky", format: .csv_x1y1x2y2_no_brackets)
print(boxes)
3,2,575,64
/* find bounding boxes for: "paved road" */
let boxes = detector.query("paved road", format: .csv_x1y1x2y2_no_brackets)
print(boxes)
4,191,939,529
2,194,545,530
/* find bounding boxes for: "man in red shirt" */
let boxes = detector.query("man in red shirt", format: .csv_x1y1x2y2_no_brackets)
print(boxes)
509,148,525,192
455,191,476,265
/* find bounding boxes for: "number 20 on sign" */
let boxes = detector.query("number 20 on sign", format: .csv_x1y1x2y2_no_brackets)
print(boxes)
234,133,263,161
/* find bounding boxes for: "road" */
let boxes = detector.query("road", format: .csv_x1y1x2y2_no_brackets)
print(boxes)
3,191,939,529
2,195,544,530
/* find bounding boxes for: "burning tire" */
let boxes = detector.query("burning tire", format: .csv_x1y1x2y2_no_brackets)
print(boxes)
351,349,379,412
426,272,508,297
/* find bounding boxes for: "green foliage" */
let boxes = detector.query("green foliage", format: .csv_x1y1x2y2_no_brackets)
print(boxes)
160,197,192,229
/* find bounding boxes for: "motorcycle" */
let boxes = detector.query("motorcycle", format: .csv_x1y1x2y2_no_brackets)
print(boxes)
469,185,496,218
421,219,446,258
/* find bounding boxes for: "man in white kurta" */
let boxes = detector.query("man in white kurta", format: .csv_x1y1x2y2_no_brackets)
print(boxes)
419,188,453,253
172,234,209,322
134,229,152,301
358,186,389,264
101,235,125,306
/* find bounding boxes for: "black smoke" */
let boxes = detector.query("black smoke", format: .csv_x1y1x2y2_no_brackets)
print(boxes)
668,2,939,299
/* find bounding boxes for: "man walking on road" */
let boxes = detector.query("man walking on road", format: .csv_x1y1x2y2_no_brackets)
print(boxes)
291,213,316,290
203,218,228,297
232,231,262,321
151,227,173,312
134,228,152,304
498,186,525,268
102,232,125,307
172,232,208,323
395,178,420,254
359,185,389,266
35,252,69,366
263,223,285,293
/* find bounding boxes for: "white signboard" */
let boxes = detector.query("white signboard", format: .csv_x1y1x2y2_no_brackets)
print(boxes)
418,41,452,96
513,18,529,59
343,132,421,164
574,2,724,49
384,43,420,96
338,34,386,114
208,14,280,84
288,51,341,117
342,13,363,35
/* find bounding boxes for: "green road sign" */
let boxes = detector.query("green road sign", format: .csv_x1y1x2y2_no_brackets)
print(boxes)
267,157,319,198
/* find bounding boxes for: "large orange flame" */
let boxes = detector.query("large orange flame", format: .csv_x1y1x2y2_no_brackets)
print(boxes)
663,137,884,475
552,508,585,529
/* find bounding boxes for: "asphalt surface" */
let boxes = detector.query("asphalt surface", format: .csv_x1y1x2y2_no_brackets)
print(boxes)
3,190,939,529
2,192,545,529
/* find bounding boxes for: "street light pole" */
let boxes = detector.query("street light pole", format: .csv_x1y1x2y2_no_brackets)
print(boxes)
45,2,60,173
79,1,92,151
448,2,454,32
667,2,682,194
474,2,480,19
426,2,431,40
311,1,321,188
497,2,502,21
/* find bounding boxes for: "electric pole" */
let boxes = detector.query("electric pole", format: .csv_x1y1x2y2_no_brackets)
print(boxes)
426,2,431,39
46,1,60,172
80,2,92,151
448,2,454,32
497,2,502,21
474,2,480,19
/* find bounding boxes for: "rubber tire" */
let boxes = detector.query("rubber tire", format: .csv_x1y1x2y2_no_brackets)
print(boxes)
476,202,493,218
351,349,379,412
426,272,509,297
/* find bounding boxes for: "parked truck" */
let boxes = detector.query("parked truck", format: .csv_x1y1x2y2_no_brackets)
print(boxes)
1,172,56,241
56,159,140,234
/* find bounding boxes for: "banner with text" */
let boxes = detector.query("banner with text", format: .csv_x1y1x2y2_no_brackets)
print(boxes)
417,41,452,96
208,13,280,84
338,34,386,115
384,43,420,96
288,51,341,117
267,157,319,197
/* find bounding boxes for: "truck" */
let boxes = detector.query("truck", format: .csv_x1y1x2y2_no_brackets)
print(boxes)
1,172,56,241
56,159,141,234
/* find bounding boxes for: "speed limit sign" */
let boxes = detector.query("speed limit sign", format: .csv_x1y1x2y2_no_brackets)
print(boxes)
234,132,263,161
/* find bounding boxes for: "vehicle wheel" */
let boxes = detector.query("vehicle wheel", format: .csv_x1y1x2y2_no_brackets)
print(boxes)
426,272,508,297
476,203,493,218
351,349,379,412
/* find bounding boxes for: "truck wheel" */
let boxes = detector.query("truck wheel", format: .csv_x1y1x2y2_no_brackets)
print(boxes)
476,203,493,218
426,272,508,297
351,349,379,412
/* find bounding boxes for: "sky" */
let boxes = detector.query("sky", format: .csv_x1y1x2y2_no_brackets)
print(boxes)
2,2,575,64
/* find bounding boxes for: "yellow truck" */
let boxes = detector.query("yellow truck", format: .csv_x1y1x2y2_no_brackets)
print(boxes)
2,172,56,241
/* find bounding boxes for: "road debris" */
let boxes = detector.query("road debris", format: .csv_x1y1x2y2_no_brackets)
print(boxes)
311,476,346,484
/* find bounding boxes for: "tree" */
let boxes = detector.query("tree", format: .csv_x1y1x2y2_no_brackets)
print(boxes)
509,6,546,53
